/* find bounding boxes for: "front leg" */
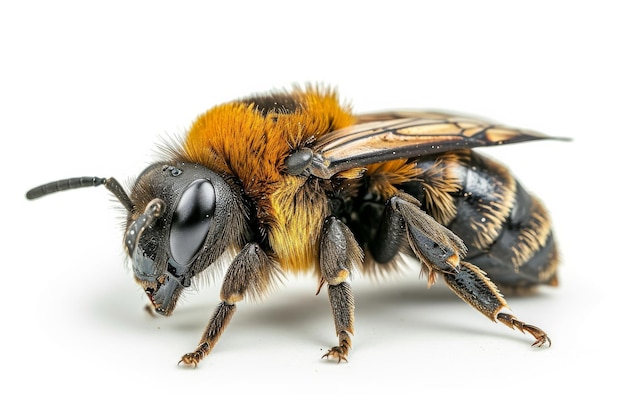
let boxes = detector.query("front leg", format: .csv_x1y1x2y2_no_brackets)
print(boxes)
178,301,236,367
179,243,273,367
319,216,363,363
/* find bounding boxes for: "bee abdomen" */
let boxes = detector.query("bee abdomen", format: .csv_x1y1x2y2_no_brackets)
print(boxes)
405,151,558,289
463,181,559,289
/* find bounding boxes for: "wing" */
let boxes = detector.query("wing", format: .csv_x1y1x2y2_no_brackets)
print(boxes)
309,111,561,179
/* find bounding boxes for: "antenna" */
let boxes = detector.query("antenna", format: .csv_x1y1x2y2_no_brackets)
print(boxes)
26,176,135,213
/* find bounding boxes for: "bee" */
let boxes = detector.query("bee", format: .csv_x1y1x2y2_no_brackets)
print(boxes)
27,85,560,367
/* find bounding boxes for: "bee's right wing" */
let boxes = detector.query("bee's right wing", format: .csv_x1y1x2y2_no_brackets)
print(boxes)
309,111,562,179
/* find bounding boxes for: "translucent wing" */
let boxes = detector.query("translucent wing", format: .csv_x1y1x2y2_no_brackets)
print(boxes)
309,111,560,179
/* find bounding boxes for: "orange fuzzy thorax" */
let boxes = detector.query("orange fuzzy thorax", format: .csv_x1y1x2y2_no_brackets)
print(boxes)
180,87,355,271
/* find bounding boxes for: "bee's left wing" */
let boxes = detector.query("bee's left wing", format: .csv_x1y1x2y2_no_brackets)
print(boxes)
309,111,561,179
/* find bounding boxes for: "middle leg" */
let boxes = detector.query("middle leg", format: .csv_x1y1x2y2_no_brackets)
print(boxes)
319,216,363,362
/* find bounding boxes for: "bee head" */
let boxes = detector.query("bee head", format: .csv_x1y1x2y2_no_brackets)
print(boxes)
127,162,246,315
26,162,247,317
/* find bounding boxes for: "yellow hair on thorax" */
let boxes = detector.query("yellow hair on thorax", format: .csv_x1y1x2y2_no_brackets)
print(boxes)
268,176,331,271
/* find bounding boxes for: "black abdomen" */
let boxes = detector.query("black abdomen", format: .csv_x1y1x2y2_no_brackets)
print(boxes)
403,151,558,288
369,150,559,290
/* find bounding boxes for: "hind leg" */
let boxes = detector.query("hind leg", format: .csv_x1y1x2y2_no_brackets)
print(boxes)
374,192,551,347
444,262,551,347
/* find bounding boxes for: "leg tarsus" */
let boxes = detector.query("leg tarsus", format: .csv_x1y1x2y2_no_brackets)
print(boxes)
497,312,552,347
178,342,210,368
178,302,236,368
323,281,355,363
444,262,552,348
322,330,352,363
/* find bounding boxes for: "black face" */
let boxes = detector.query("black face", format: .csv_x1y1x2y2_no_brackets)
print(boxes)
126,162,240,315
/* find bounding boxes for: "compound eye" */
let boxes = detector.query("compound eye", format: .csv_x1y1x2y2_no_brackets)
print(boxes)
169,179,216,265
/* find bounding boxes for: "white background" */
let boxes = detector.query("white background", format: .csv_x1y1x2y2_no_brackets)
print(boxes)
2,1,622,415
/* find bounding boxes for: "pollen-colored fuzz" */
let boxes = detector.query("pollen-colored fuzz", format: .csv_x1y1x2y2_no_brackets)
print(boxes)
179,86,356,272
366,159,419,200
